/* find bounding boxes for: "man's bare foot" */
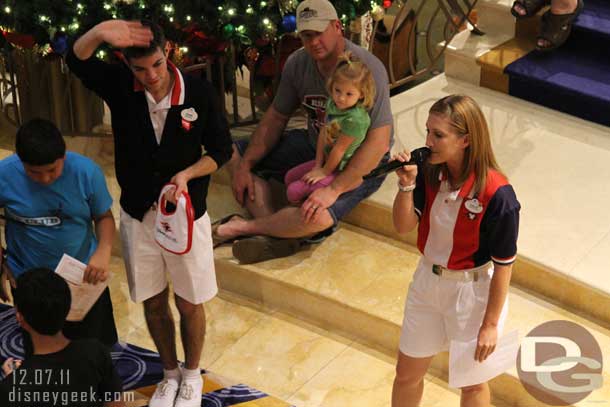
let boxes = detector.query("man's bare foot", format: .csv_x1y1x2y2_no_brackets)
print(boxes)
216,216,249,239
211,213,247,247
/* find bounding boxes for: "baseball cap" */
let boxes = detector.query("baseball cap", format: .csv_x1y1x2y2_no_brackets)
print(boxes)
296,0,339,33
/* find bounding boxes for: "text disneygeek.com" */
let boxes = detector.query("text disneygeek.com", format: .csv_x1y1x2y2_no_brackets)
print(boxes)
8,387,135,405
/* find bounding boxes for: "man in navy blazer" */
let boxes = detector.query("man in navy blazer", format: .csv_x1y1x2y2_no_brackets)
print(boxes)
66,20,232,407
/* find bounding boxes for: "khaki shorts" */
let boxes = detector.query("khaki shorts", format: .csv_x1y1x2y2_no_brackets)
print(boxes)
120,208,217,304
399,258,508,358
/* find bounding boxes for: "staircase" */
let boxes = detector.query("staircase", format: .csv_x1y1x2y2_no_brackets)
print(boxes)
209,0,610,405
504,0,610,127
449,0,610,128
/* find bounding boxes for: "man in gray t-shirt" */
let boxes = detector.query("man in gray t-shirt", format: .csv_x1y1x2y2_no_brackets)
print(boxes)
215,0,393,263
274,37,393,148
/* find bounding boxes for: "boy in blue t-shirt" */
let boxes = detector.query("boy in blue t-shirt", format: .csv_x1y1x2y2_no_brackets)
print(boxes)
0,119,117,350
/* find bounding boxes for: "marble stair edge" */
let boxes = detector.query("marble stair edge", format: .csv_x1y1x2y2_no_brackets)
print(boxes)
212,221,610,407
211,161,610,327
442,0,517,85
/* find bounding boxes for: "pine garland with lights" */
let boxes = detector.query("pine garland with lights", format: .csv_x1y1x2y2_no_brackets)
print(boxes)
0,0,395,113
0,0,391,60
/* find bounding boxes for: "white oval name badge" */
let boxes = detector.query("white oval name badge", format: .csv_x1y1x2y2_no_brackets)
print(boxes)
181,107,198,122
464,198,483,214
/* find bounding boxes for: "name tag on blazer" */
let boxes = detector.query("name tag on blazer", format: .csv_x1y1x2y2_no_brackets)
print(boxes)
154,183,194,255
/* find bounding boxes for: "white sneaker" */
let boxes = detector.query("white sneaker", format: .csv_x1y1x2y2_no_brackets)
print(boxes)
149,378,180,407
174,375,203,407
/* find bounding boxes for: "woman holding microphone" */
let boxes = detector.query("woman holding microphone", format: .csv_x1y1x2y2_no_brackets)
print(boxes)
391,95,520,407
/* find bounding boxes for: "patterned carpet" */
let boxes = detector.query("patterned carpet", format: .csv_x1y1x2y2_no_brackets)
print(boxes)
0,304,293,407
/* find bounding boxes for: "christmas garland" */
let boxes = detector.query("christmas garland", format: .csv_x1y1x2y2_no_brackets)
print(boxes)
0,0,392,60
0,0,395,112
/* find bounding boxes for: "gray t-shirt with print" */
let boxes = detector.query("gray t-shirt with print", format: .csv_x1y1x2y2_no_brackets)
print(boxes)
272,40,394,153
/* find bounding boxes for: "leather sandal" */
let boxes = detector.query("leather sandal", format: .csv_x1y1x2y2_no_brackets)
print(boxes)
511,0,550,18
211,213,246,248
232,235,301,264
536,0,584,52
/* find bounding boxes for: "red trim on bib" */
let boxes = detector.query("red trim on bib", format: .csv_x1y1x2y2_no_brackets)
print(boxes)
155,183,194,255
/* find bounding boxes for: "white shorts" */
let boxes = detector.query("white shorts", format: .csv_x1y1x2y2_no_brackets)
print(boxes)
120,207,218,304
399,258,508,358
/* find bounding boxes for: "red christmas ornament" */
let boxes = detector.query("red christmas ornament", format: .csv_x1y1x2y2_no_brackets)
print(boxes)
2,30,36,48
180,25,229,61
244,47,260,70
383,0,392,8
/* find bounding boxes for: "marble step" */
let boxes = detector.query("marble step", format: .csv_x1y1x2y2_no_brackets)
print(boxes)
216,83,610,330
443,0,546,91
476,17,540,93
214,294,471,407
108,256,470,407
442,0,516,85
477,36,535,93
209,190,610,406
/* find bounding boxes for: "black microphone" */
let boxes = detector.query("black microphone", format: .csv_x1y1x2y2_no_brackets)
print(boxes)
363,147,430,180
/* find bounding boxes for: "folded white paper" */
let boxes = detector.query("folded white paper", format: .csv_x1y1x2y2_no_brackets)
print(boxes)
55,253,86,285
449,330,520,388
55,254,109,322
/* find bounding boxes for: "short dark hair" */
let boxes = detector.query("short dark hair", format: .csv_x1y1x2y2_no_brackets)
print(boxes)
14,268,71,335
15,118,66,165
123,20,166,61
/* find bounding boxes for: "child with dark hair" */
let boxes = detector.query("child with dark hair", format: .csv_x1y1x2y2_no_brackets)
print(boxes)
0,268,124,407
13,268,72,334
0,118,117,351
15,118,66,166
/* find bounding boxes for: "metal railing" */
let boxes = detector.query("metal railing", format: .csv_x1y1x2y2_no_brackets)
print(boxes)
370,0,481,89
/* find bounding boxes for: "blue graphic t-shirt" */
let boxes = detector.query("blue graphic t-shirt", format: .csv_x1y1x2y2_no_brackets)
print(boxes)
0,152,113,278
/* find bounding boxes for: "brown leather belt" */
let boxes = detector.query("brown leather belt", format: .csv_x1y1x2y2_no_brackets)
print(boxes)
431,263,491,282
